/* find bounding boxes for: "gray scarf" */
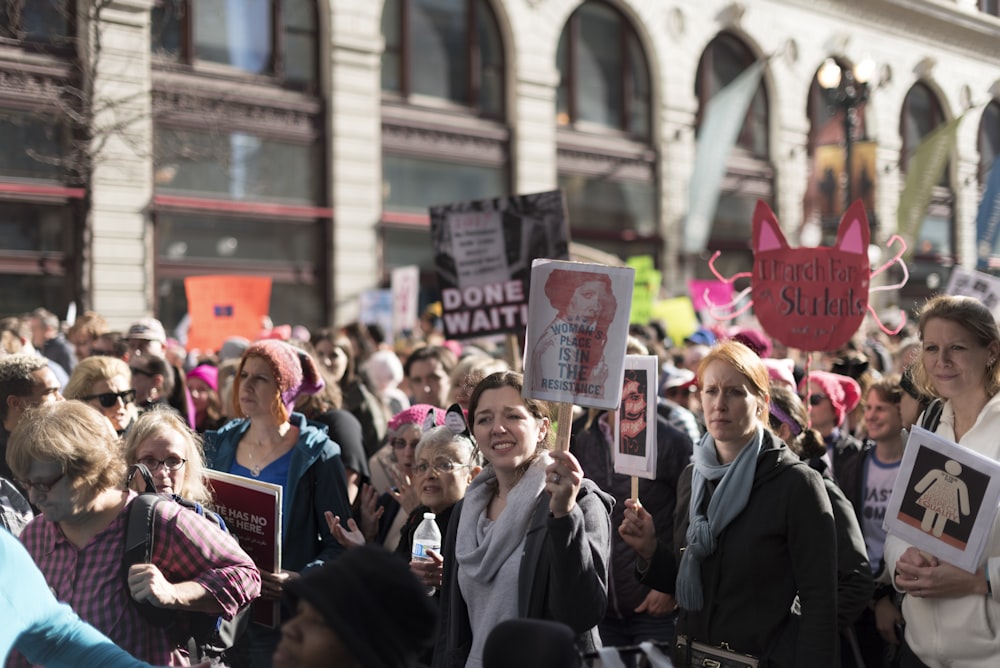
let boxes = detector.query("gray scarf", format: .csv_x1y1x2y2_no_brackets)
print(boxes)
676,425,763,610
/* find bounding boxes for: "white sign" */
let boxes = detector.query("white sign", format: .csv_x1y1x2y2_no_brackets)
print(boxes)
614,355,659,480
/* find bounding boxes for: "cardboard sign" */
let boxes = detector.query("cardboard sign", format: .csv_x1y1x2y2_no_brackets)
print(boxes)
205,470,283,627
430,190,569,339
391,265,420,337
523,260,635,410
945,266,1000,319
614,355,658,479
185,276,272,352
885,426,1000,574
627,256,661,325
751,199,870,352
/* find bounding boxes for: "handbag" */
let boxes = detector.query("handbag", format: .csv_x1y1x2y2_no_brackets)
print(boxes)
675,634,760,668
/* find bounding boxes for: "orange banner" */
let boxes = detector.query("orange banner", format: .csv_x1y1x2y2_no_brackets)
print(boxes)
184,275,272,352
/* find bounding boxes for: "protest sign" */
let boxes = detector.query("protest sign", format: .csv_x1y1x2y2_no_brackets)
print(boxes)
205,470,283,627
359,289,393,342
627,256,660,325
885,426,1000,574
429,190,569,340
391,265,420,337
523,260,634,410
184,276,272,352
750,199,870,351
614,355,658,480
944,265,1000,319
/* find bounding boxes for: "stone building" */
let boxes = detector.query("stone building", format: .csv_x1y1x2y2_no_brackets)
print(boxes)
0,0,997,332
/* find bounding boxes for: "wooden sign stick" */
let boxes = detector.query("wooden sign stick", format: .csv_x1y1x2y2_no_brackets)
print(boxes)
555,402,573,452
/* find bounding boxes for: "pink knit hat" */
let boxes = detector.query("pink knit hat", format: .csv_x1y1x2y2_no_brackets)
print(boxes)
186,364,219,392
244,340,325,411
388,404,447,433
798,370,861,425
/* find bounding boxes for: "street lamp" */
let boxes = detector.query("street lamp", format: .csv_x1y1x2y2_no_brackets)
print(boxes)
817,57,875,208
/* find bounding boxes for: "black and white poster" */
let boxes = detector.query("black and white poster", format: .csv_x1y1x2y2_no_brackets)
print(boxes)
429,190,570,340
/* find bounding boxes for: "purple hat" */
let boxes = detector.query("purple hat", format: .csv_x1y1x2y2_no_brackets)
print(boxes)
186,364,219,392
244,340,324,411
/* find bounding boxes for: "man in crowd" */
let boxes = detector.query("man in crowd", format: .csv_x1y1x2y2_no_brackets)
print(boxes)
0,354,63,485
29,308,76,374
404,345,457,409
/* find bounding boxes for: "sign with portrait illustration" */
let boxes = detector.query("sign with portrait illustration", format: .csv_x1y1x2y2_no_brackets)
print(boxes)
522,260,635,410
205,470,283,627
429,190,570,340
614,355,658,480
884,426,1000,574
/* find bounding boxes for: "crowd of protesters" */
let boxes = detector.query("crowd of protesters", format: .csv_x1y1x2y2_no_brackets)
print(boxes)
0,297,997,668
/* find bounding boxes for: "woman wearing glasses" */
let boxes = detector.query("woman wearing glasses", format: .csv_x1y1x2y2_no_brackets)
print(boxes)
124,409,213,509
64,356,138,435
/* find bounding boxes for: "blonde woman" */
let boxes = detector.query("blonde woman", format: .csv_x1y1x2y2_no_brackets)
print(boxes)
124,408,213,508
64,355,138,435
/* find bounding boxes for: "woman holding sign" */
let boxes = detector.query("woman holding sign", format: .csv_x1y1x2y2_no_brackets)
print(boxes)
884,295,1000,668
204,340,352,668
619,340,837,666
433,371,613,668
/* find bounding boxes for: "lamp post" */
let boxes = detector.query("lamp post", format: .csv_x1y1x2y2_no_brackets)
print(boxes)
817,58,875,209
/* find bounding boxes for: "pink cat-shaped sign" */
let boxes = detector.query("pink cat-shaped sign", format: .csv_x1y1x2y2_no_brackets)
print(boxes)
704,199,907,352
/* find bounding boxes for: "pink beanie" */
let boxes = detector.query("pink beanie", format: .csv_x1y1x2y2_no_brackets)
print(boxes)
186,364,219,392
763,358,796,391
244,340,325,411
388,404,447,433
799,371,861,425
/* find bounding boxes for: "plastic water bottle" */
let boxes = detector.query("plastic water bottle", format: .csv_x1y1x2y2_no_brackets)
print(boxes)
411,512,442,595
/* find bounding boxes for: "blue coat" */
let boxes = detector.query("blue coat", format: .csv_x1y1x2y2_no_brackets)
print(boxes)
204,412,351,573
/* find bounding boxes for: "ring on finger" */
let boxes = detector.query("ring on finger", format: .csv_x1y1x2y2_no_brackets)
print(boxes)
550,473,561,484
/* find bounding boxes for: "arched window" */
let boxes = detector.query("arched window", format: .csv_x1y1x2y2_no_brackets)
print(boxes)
900,82,953,260
695,33,768,159
691,32,771,272
382,0,504,119
805,58,876,246
380,0,510,298
555,1,657,262
151,0,328,329
555,2,650,139
152,0,318,91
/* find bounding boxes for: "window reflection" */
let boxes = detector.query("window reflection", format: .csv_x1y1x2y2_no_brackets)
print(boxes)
382,154,506,213
0,109,67,181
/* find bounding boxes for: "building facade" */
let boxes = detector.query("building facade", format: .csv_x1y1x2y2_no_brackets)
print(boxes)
0,0,997,333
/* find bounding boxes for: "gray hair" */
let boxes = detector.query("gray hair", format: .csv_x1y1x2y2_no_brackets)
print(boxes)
414,425,479,466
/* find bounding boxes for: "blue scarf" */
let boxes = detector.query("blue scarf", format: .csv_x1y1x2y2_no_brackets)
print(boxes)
675,425,763,610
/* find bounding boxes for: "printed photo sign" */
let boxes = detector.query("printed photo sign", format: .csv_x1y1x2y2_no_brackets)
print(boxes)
945,266,1000,319
884,426,1000,574
430,190,569,340
205,470,283,627
522,260,635,410
614,355,659,479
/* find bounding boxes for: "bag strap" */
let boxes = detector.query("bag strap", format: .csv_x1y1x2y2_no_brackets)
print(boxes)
126,463,158,494
921,398,944,432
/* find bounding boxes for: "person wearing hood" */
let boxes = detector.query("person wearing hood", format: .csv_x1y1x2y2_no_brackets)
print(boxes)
204,339,352,668
620,340,838,666
433,371,613,668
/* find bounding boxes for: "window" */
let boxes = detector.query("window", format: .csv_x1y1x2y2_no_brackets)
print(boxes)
695,33,769,159
556,2,650,139
979,101,999,186
381,0,505,119
981,0,999,17
0,0,71,47
151,0,317,90
899,83,954,272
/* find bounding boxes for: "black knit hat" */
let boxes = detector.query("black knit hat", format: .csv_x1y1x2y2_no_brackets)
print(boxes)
285,545,437,668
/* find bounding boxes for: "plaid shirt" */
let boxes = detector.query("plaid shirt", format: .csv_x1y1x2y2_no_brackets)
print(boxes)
13,491,261,666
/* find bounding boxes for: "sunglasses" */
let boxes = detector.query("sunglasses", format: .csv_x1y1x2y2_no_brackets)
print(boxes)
18,472,66,494
807,394,828,406
82,389,136,408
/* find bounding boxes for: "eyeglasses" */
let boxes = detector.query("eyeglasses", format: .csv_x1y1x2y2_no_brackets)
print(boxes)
137,456,187,472
81,389,136,408
807,394,828,406
414,460,469,476
18,472,66,494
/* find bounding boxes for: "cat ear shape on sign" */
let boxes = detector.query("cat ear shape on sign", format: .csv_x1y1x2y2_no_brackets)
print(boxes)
444,403,472,438
834,199,870,255
752,200,789,253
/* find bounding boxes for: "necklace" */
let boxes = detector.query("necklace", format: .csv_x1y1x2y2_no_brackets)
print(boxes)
247,440,282,477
